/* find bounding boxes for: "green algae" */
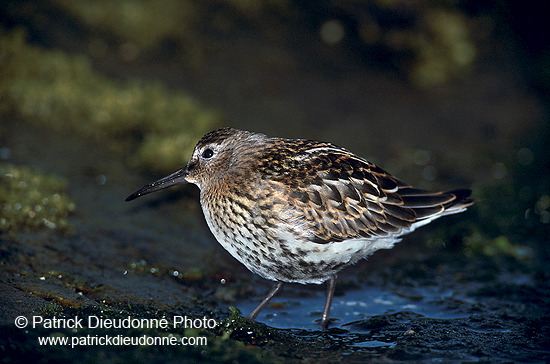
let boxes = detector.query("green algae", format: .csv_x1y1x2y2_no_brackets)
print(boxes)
398,7,477,87
51,0,290,68
221,306,281,346
0,163,75,233
4,1,481,87
56,0,479,87
126,259,208,283
54,0,202,55
463,230,533,260
300,1,480,86
44,270,102,296
0,29,220,174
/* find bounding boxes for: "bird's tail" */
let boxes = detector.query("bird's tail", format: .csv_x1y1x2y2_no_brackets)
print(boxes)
396,185,474,231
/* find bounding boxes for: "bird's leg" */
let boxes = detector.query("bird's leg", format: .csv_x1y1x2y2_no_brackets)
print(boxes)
247,281,284,321
321,275,337,329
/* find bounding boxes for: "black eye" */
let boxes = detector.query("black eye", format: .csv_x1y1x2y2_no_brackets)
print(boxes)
202,148,214,159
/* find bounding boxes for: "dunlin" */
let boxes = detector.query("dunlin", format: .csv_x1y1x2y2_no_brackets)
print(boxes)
127,127,473,328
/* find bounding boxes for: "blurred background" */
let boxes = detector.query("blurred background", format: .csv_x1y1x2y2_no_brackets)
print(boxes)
0,0,548,362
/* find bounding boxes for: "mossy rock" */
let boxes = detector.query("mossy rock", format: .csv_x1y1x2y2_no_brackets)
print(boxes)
0,163,75,233
0,29,221,174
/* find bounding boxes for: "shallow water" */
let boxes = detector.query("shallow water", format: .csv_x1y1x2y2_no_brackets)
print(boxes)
238,284,471,330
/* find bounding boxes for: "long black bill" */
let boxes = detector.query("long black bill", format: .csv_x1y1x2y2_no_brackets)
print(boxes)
125,168,189,201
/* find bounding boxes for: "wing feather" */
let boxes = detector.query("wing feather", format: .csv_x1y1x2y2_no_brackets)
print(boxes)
260,140,473,244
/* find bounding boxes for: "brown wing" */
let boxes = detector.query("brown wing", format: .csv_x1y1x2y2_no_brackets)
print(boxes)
277,144,473,244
